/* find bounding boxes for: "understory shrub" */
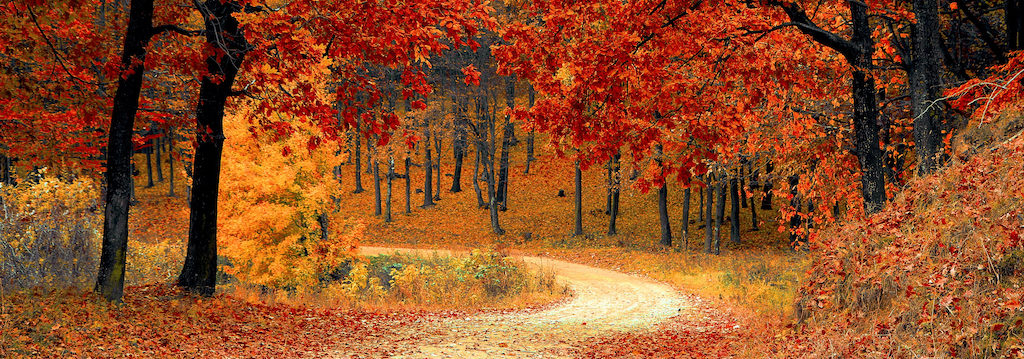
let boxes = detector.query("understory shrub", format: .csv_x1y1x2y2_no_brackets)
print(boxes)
0,176,100,290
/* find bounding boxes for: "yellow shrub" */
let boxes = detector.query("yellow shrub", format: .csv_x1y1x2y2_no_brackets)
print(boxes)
0,175,100,290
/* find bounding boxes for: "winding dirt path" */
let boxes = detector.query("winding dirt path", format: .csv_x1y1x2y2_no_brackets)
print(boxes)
350,247,692,358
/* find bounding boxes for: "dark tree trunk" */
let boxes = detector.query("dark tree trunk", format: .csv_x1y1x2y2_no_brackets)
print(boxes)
681,187,691,250
607,152,620,236
524,86,536,174
422,121,435,208
761,160,773,210
1010,0,1023,51
658,181,672,247
496,77,515,210
605,159,613,215
573,159,583,237
95,0,157,302
145,149,154,187
748,160,758,230
482,141,503,235
474,94,502,234
433,134,442,201
704,180,715,253
451,116,465,193
713,175,727,255
851,69,887,213
729,176,741,244
910,0,947,175
385,157,393,222
788,175,803,246
404,156,411,214
317,212,329,241
177,0,247,297
472,144,485,208
155,134,163,182
738,163,747,208
496,120,513,211
353,118,365,194
373,153,382,216
656,144,671,246
1,155,8,185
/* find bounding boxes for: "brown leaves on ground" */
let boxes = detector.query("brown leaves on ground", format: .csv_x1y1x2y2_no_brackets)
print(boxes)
577,294,745,358
0,284,447,358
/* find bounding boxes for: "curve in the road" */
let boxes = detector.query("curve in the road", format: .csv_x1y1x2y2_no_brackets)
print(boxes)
355,247,692,358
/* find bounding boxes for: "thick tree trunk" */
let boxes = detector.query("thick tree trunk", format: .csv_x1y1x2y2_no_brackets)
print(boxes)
178,0,247,297
681,187,691,250
451,117,465,193
713,175,727,255
729,176,741,244
607,152,620,236
573,159,583,237
658,181,672,247
422,122,435,208
353,118,365,193
95,0,156,302
910,0,947,175
851,67,887,213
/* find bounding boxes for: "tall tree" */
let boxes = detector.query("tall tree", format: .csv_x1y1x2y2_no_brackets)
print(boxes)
495,76,516,210
422,118,435,208
95,0,158,302
656,145,671,246
766,1,888,213
177,0,248,296
353,115,365,193
607,151,621,235
909,0,947,175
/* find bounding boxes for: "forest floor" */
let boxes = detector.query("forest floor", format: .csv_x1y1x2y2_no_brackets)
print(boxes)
346,247,744,358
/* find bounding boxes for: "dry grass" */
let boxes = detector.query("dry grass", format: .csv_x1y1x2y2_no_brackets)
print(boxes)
223,250,568,312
